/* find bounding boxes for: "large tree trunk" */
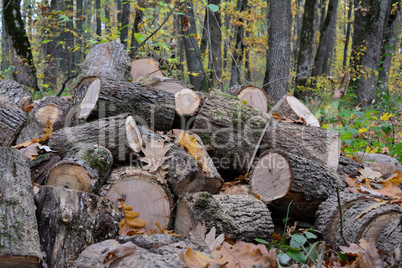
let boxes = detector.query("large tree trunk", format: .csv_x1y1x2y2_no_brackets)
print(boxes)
2,0,38,90
35,186,119,268
0,148,42,267
349,0,390,106
263,0,292,102
129,0,144,58
0,97,27,146
174,192,275,242
179,1,209,92
120,0,130,47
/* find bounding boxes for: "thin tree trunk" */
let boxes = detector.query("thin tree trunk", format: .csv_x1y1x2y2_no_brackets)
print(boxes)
262,0,292,102
208,0,222,86
95,0,101,39
120,0,130,47
59,0,74,76
130,0,144,58
319,0,327,32
342,0,353,68
76,0,84,64
293,0,304,64
85,0,92,41
200,9,209,56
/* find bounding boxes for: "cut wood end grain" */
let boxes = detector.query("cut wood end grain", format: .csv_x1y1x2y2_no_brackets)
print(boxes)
131,58,163,79
47,164,92,192
175,88,201,116
35,103,63,125
236,85,270,113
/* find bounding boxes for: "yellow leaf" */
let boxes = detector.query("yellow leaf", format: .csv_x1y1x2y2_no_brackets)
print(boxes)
72,46,80,52
178,132,203,165
358,127,369,133
380,112,395,121
188,72,200,77
118,199,146,236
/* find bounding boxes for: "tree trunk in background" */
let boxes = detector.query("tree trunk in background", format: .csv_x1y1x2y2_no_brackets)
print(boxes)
342,0,353,68
59,0,74,77
263,0,292,102
179,0,209,92
130,0,145,58
319,0,327,32
95,0,101,39
208,0,223,86
85,0,92,41
120,0,130,47
200,8,209,56
295,0,318,93
229,0,248,87
2,0,38,90
42,0,59,87
116,0,122,27
377,0,400,93
349,0,390,106
312,0,339,77
293,0,304,64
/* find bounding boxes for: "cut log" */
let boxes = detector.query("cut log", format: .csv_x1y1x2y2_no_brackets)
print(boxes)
192,91,341,174
130,58,164,78
76,41,132,83
0,79,32,109
35,185,119,268
72,78,176,131
235,85,270,113
0,148,42,267
0,97,27,146
99,168,173,231
30,152,62,184
174,192,274,242
337,155,363,179
47,145,113,193
134,76,188,94
353,152,402,179
16,96,72,144
315,191,402,265
175,88,202,117
250,150,345,221
268,95,320,127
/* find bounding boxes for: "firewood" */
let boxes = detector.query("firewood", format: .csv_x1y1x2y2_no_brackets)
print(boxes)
268,94,320,126
174,192,274,242
30,152,61,184
0,148,42,267
0,79,32,109
134,75,189,94
16,96,71,144
250,150,345,221
35,185,119,268
337,155,363,178
174,88,202,117
47,144,113,193
315,191,402,265
0,97,27,146
235,85,270,113
99,167,173,231
130,58,163,78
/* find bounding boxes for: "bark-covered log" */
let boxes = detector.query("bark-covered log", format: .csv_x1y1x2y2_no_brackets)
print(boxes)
30,152,61,184
0,97,27,146
76,41,132,83
315,191,402,265
250,150,345,221
235,85,270,113
134,76,188,94
47,145,113,193
16,96,71,144
0,148,42,267
0,79,32,109
268,94,320,127
130,58,163,78
174,192,274,242
35,186,119,268
337,155,363,179
192,91,341,174
99,168,173,230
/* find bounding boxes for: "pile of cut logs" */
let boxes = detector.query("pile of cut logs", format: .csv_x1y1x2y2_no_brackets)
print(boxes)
0,41,400,268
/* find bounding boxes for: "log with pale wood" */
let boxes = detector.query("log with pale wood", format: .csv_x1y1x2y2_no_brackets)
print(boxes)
0,79,32,109
315,191,402,265
134,76,188,94
174,192,275,242
46,144,113,193
16,96,72,144
250,150,345,221
0,97,27,146
130,57,163,78
0,148,42,267
234,85,270,113
34,185,119,268
99,168,173,231
30,152,61,184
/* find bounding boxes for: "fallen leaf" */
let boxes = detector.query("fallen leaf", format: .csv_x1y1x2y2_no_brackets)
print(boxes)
340,239,385,268
356,167,383,182
345,174,361,188
182,16,191,32
178,132,203,166
13,121,53,149
377,180,402,199
102,242,136,265
140,139,171,184
189,222,224,253
219,185,249,195
118,199,146,236
180,248,221,268
19,143,41,160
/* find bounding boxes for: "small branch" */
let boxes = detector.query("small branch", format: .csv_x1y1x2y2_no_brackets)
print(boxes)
56,74,77,97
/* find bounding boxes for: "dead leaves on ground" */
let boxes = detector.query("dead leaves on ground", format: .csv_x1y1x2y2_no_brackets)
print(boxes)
189,222,224,253
340,239,385,268
140,139,171,184
178,131,204,168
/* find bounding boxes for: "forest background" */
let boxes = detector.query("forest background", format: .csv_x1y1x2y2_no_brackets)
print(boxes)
1,0,402,162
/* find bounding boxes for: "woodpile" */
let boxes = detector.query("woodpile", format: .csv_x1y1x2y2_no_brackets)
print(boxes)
1,41,400,267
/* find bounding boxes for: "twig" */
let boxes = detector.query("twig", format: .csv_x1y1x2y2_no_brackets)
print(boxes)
56,74,77,97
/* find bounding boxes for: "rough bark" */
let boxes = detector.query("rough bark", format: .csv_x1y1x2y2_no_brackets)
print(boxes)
95,0,101,39
337,155,363,179
179,1,209,92
59,0,74,76
0,79,32,109
120,0,130,47
208,0,222,85
315,191,402,265
75,0,84,64
35,186,119,268
342,0,353,68
349,0,390,106
250,150,345,221
0,148,42,267
99,168,173,230
174,192,275,242
235,85,270,113
129,0,144,58
263,0,292,102
47,145,113,193
30,153,62,185
0,97,27,146
130,58,163,79
16,96,72,144
313,0,339,77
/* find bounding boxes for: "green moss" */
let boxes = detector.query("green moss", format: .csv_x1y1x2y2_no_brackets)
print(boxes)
82,147,110,175
194,192,212,209
200,135,211,145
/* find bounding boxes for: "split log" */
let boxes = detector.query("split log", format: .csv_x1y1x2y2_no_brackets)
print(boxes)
250,150,345,221
337,155,363,179
0,79,32,109
268,95,320,127
174,192,274,242
235,85,270,113
47,145,113,193
16,96,72,144
192,91,341,174
99,168,173,231
353,152,402,179
30,152,61,184
130,58,163,78
0,148,42,267
134,76,188,94
315,191,402,265
0,97,27,146
35,185,119,268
